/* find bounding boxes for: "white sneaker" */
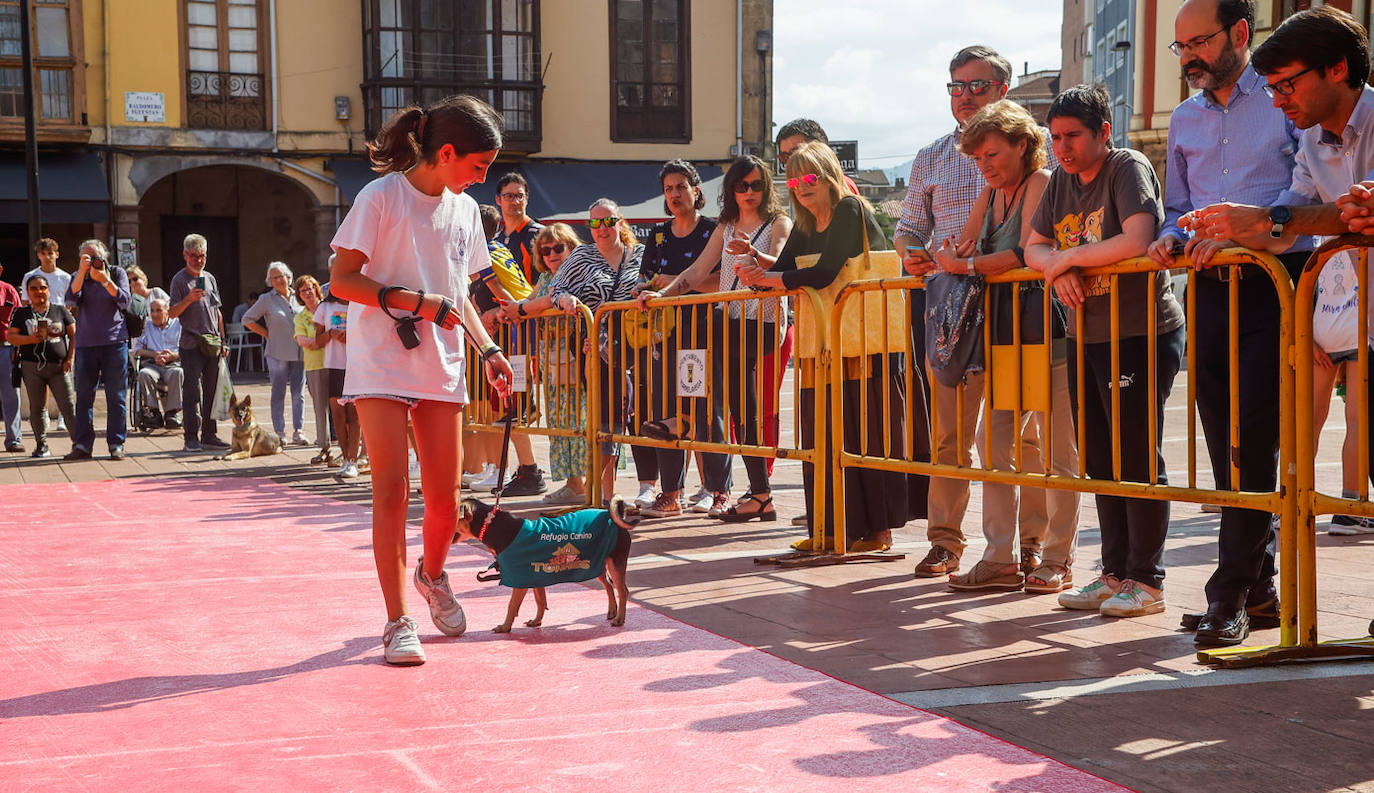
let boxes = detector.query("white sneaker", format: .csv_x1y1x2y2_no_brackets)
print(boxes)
382,615,426,665
462,464,493,486
634,482,656,511
1099,580,1165,618
1058,575,1119,610
687,488,714,513
542,484,586,506
337,460,360,479
55,416,66,432
471,466,503,493
292,430,311,446
413,557,467,636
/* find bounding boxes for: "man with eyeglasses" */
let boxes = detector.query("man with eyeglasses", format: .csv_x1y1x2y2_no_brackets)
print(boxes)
1181,6,1374,644
1145,0,1311,648
493,172,545,287
895,44,1054,580
775,119,861,195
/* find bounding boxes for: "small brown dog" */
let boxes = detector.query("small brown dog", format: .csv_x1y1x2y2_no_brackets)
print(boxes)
218,394,283,460
452,496,637,633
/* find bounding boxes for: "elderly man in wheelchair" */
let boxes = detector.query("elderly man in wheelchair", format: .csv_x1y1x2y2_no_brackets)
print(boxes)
132,297,184,431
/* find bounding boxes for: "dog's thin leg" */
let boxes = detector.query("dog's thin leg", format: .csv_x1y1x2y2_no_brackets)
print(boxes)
525,587,547,627
605,565,628,627
599,575,615,621
495,588,528,633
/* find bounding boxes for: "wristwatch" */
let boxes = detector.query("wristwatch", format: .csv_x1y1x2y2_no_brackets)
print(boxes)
1268,205,1292,239
517,300,528,318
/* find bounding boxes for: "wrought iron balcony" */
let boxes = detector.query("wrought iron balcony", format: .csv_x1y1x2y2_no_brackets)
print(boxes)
186,71,266,131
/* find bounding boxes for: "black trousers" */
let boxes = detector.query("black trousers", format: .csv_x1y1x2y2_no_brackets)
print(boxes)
181,343,220,443
1070,327,1185,590
1199,253,1304,607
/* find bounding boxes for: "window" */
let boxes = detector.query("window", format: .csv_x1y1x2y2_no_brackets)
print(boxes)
362,0,541,151
183,0,267,130
1115,21,1127,69
610,0,689,142
0,0,79,123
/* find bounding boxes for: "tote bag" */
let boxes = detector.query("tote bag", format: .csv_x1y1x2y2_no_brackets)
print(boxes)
795,221,906,359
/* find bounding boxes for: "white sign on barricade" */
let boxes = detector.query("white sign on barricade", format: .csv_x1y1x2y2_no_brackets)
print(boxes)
677,349,706,398
508,354,528,393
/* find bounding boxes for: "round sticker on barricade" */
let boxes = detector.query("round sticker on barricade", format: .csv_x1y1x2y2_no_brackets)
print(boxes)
677,349,706,398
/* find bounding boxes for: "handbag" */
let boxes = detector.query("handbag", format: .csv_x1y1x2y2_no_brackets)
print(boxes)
195,332,222,359
924,272,986,388
795,215,906,359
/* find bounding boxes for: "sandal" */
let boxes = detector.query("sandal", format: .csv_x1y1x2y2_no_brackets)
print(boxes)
640,417,691,442
310,449,334,466
948,560,1025,592
1025,564,1073,594
717,493,776,523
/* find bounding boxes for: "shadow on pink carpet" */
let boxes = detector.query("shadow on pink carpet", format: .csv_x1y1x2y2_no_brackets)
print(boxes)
0,478,1129,792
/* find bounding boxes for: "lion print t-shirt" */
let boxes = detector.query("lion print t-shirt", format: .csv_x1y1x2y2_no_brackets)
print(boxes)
1032,147,1182,344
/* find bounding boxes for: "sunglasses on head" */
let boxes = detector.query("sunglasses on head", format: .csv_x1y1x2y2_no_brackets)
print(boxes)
733,178,766,194
588,216,621,229
538,243,567,257
946,79,1004,97
786,173,819,190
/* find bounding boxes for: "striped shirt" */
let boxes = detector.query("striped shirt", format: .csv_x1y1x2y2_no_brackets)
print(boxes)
894,124,1057,248
1160,64,1312,253
550,243,643,312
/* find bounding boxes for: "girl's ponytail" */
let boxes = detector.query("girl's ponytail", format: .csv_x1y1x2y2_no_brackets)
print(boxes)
366,95,503,174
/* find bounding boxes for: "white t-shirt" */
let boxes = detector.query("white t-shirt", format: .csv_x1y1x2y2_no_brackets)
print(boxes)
330,172,489,403
21,266,72,306
313,300,350,370
1314,253,1360,355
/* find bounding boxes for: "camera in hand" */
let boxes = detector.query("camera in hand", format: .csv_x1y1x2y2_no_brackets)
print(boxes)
91,256,106,270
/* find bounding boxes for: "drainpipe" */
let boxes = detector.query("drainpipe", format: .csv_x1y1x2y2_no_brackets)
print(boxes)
269,0,279,152
735,0,743,156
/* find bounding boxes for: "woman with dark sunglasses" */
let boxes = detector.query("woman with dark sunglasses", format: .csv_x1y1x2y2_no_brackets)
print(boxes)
638,155,793,520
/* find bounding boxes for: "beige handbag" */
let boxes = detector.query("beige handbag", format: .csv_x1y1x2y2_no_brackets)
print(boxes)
795,220,907,359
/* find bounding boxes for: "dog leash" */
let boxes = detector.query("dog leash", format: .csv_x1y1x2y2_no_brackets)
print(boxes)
474,393,518,584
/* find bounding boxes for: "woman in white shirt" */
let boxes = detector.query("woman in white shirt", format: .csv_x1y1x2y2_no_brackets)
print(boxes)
329,95,514,666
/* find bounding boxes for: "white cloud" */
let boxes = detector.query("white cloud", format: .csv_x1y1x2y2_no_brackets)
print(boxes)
774,0,1064,168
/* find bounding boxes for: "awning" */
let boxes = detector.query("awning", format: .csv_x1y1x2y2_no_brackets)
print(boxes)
0,151,110,224
326,158,723,225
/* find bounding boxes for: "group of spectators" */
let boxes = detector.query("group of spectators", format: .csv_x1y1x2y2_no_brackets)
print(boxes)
6,0,1374,657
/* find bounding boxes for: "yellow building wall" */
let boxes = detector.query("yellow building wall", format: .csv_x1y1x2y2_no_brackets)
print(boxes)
101,0,185,129
540,0,739,161
275,0,364,136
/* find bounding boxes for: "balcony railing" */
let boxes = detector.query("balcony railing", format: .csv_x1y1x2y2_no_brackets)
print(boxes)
187,71,266,131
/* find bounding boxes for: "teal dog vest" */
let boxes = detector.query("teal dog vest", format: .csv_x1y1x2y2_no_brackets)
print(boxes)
494,510,620,589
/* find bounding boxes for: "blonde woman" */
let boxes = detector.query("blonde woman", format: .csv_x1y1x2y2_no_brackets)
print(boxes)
736,141,915,551
293,274,332,464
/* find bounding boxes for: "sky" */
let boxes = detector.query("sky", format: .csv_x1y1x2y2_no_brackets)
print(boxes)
773,0,1066,173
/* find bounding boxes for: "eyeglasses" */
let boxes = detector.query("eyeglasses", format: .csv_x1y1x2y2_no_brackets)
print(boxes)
538,243,567,257
946,80,1004,97
588,216,621,229
1168,24,1232,56
734,179,766,194
786,174,819,190
499,192,527,201
1262,66,1316,98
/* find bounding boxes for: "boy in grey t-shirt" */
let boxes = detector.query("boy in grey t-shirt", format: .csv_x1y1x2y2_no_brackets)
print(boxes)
1026,84,1185,621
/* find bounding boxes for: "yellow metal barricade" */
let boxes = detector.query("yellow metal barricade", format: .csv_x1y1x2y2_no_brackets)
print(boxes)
588,287,830,534
464,304,596,507
1201,236,1374,666
830,253,1313,665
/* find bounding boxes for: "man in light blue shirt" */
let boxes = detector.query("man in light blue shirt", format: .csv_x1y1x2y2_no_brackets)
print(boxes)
1147,0,1314,648
133,297,184,429
1183,5,1374,645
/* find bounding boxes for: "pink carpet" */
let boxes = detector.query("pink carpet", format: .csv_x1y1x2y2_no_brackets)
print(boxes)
0,478,1127,792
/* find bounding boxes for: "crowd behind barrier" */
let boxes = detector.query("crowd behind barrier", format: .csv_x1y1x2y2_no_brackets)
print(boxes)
11,7,1374,668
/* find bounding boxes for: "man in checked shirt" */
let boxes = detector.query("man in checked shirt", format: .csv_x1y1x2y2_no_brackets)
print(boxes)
895,45,1056,579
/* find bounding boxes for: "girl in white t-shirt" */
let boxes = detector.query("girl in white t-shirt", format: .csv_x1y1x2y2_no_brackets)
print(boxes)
329,95,514,666
1312,254,1370,533
311,286,361,476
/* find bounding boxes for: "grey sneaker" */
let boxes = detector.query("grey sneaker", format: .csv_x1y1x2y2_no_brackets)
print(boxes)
1058,575,1119,610
413,557,467,636
382,615,426,666
1328,514,1374,535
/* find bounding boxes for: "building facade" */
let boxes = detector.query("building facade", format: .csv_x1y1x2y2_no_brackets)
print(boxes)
3,0,773,305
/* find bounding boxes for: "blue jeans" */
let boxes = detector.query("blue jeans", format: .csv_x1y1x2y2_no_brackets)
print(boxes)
1,350,19,446
73,341,129,452
265,355,305,435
